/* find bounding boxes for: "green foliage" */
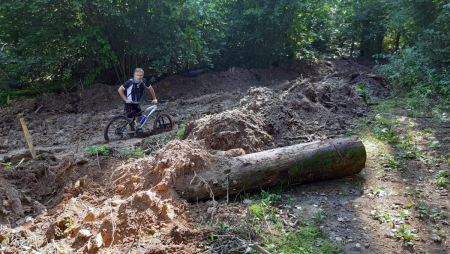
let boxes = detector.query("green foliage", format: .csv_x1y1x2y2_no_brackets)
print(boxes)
394,224,415,241
375,114,390,125
0,162,11,169
433,170,450,187
373,114,397,142
246,191,281,220
383,156,405,172
63,214,72,228
0,0,219,88
213,0,332,68
0,93,10,107
276,223,343,253
259,190,281,203
0,0,448,106
83,145,110,156
354,0,386,57
244,190,342,253
248,204,264,219
415,203,448,222
356,82,368,98
376,3,450,102
116,149,145,160
177,123,186,140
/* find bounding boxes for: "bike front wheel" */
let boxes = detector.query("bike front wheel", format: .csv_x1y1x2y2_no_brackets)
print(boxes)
153,114,174,134
104,116,135,142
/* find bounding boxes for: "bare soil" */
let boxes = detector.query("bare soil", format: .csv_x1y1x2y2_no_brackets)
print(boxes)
0,58,449,253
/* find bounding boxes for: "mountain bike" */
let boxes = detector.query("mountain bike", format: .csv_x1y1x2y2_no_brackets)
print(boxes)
104,100,174,142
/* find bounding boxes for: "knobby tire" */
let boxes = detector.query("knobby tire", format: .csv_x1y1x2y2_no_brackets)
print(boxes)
104,116,135,142
153,114,174,134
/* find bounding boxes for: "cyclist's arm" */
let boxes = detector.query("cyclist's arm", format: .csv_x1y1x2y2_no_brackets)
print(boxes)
142,79,157,101
148,86,157,101
118,86,132,103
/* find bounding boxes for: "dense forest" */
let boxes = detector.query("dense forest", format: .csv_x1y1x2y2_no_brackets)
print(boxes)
0,0,449,102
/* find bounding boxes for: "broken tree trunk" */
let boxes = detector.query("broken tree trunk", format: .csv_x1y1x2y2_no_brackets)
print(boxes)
174,136,366,201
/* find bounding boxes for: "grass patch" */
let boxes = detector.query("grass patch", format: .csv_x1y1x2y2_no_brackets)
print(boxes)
274,223,343,254
83,145,146,159
433,170,450,187
242,190,343,253
83,145,110,156
114,149,146,159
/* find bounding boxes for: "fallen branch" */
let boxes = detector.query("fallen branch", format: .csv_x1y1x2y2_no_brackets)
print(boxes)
34,105,43,114
248,243,271,254
96,150,101,171
15,158,25,168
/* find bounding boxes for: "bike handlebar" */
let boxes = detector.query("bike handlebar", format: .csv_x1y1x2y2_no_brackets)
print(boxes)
145,99,169,103
127,99,168,105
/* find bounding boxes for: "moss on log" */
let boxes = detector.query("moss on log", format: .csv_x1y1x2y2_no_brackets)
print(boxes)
174,136,366,201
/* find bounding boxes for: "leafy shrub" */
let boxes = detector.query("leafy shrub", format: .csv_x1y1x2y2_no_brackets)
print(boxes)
433,170,450,187
376,49,430,94
177,123,186,140
83,145,110,156
376,12,450,103
248,204,264,219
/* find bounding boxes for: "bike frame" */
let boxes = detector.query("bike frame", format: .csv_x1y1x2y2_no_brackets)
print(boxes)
139,104,158,126
111,103,158,135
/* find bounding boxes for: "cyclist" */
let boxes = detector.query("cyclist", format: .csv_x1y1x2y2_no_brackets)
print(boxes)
118,68,157,125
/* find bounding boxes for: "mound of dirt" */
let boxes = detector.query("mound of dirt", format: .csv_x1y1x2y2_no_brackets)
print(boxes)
184,109,273,153
106,139,218,252
349,73,391,100
179,72,376,152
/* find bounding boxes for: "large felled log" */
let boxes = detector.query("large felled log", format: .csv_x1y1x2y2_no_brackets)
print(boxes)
174,137,366,201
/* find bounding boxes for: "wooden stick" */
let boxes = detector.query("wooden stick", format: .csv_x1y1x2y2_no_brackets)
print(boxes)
19,118,37,159
15,158,25,168
248,244,271,254
34,105,43,114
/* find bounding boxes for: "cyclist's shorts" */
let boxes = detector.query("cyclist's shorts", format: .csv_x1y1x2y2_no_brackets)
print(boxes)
124,103,142,118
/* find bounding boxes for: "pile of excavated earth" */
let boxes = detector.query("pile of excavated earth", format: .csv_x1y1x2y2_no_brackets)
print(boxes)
0,59,397,253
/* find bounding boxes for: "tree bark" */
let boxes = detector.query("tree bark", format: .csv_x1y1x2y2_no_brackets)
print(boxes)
174,137,366,201
395,32,401,51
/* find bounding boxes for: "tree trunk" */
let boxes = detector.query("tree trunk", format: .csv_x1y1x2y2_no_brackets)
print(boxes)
174,137,366,201
395,32,401,51
375,34,384,55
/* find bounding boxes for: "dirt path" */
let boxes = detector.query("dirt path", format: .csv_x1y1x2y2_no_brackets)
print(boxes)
0,59,448,253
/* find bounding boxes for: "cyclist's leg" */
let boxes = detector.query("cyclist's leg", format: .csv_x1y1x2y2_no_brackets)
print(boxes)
134,104,143,124
124,104,135,131
124,103,133,117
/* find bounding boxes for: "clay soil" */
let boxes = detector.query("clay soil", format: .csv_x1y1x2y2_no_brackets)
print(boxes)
0,59,449,253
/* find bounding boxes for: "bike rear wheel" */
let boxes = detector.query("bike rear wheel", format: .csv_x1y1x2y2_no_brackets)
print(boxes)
153,114,174,134
104,116,135,142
